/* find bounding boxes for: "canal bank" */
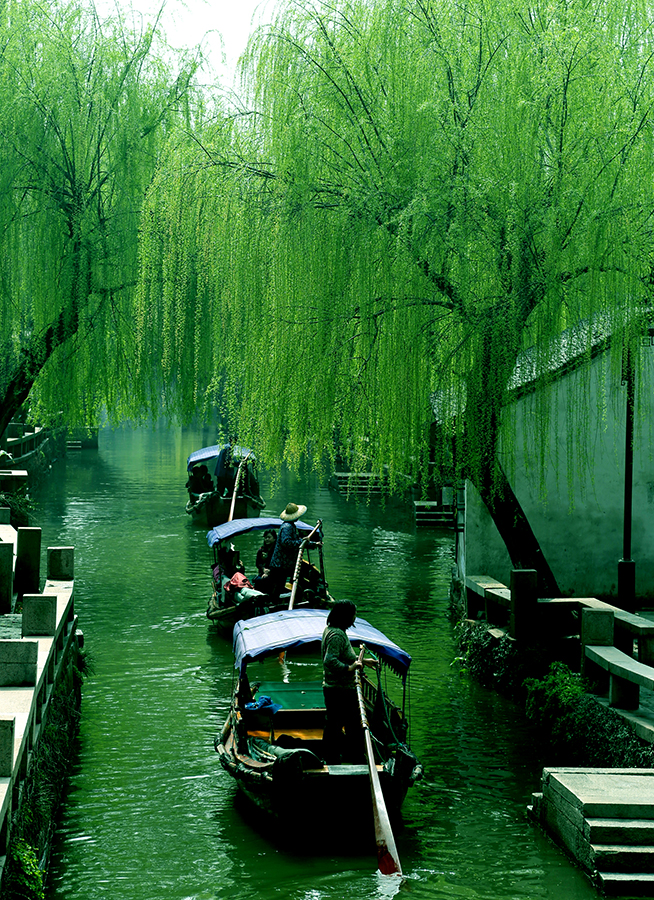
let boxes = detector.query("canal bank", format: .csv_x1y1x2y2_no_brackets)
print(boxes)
0,513,84,899
456,571,654,894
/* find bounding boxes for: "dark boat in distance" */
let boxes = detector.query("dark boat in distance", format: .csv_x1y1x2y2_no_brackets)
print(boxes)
205,517,332,633
215,608,423,834
185,444,265,527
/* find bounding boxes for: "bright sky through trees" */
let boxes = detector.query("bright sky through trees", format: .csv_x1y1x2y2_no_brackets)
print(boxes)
94,0,277,84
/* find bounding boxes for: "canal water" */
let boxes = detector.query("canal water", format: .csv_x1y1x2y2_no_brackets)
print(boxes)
29,424,598,900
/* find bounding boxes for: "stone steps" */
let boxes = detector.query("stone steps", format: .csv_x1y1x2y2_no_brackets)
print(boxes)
593,843,654,870
588,818,654,844
330,472,387,494
598,872,654,896
413,501,456,527
532,769,654,896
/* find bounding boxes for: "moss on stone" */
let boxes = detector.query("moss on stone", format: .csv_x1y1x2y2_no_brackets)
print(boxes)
456,620,654,768
0,643,90,900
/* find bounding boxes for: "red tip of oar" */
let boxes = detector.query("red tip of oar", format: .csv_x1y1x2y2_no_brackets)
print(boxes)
377,847,402,877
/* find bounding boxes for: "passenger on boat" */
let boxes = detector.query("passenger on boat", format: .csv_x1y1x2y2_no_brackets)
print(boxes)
252,529,277,591
215,447,236,498
321,600,378,764
199,465,214,493
266,502,320,596
186,464,213,496
256,529,277,575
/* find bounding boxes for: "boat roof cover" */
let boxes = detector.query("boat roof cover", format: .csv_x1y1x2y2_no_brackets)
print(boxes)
187,444,254,471
207,516,317,547
233,608,411,680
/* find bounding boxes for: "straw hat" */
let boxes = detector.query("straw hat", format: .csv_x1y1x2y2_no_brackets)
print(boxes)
280,502,307,522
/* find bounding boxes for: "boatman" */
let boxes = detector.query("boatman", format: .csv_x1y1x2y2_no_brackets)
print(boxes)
321,600,378,763
267,502,320,596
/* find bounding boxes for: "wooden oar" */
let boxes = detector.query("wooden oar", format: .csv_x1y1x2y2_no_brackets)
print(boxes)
278,521,323,666
287,519,321,610
355,644,403,877
228,450,252,522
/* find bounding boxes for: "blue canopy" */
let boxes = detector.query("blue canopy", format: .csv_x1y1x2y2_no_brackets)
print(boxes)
233,609,412,681
207,516,318,548
187,444,255,472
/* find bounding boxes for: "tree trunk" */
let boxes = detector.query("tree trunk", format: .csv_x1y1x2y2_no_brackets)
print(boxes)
0,300,80,437
472,460,561,598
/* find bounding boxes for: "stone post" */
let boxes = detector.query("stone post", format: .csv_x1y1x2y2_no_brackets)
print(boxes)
0,640,38,685
509,569,538,642
0,716,15,777
22,594,57,637
14,527,41,598
581,606,614,695
47,547,74,580
0,542,13,614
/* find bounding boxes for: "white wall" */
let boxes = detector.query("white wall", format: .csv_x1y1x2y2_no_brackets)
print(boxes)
464,343,654,603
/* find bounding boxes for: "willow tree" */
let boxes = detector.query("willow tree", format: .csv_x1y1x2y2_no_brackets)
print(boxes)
136,0,654,592
0,0,200,436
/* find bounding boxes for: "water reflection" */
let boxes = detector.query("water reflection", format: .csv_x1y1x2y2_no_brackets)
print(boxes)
29,425,599,900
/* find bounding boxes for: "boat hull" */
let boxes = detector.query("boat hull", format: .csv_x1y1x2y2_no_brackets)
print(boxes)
215,671,422,836
216,732,415,826
186,493,263,528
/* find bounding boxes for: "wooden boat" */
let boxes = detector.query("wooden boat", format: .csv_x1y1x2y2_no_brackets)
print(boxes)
215,609,423,832
206,516,332,633
185,444,265,528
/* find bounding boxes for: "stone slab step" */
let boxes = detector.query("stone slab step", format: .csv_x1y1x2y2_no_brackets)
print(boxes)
545,769,654,820
415,515,455,525
587,818,654,845
598,872,654,896
593,844,654,871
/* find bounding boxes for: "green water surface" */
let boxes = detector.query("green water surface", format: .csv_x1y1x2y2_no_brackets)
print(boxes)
27,424,597,900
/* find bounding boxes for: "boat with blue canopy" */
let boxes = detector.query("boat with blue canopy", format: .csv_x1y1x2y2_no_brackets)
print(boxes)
206,517,332,632
185,443,265,527
233,608,412,678
215,608,423,838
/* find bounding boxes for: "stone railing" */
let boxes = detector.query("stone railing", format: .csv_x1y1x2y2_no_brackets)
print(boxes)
0,510,81,880
1,424,48,461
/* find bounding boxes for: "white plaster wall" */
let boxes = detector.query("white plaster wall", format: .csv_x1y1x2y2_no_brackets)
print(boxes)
465,344,654,602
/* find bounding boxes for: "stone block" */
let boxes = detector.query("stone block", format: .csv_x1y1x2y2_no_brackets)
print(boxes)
0,470,27,493
47,547,74,581
0,542,13,615
0,640,38,685
543,793,591,869
610,674,640,710
22,594,56,636
581,607,615,647
0,716,15,777
15,527,41,596
510,569,538,641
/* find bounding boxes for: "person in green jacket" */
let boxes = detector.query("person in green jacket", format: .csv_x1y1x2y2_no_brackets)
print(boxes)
321,600,377,763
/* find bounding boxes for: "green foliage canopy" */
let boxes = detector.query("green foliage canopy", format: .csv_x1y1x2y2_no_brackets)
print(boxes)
136,0,654,488
0,0,200,434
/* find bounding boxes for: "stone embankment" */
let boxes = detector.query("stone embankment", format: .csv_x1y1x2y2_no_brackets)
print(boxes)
0,506,82,890
464,570,654,895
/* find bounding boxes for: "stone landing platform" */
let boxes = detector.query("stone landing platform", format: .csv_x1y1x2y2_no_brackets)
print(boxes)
530,768,654,896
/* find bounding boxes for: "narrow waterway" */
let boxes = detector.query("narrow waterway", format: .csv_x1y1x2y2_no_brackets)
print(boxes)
29,424,597,900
